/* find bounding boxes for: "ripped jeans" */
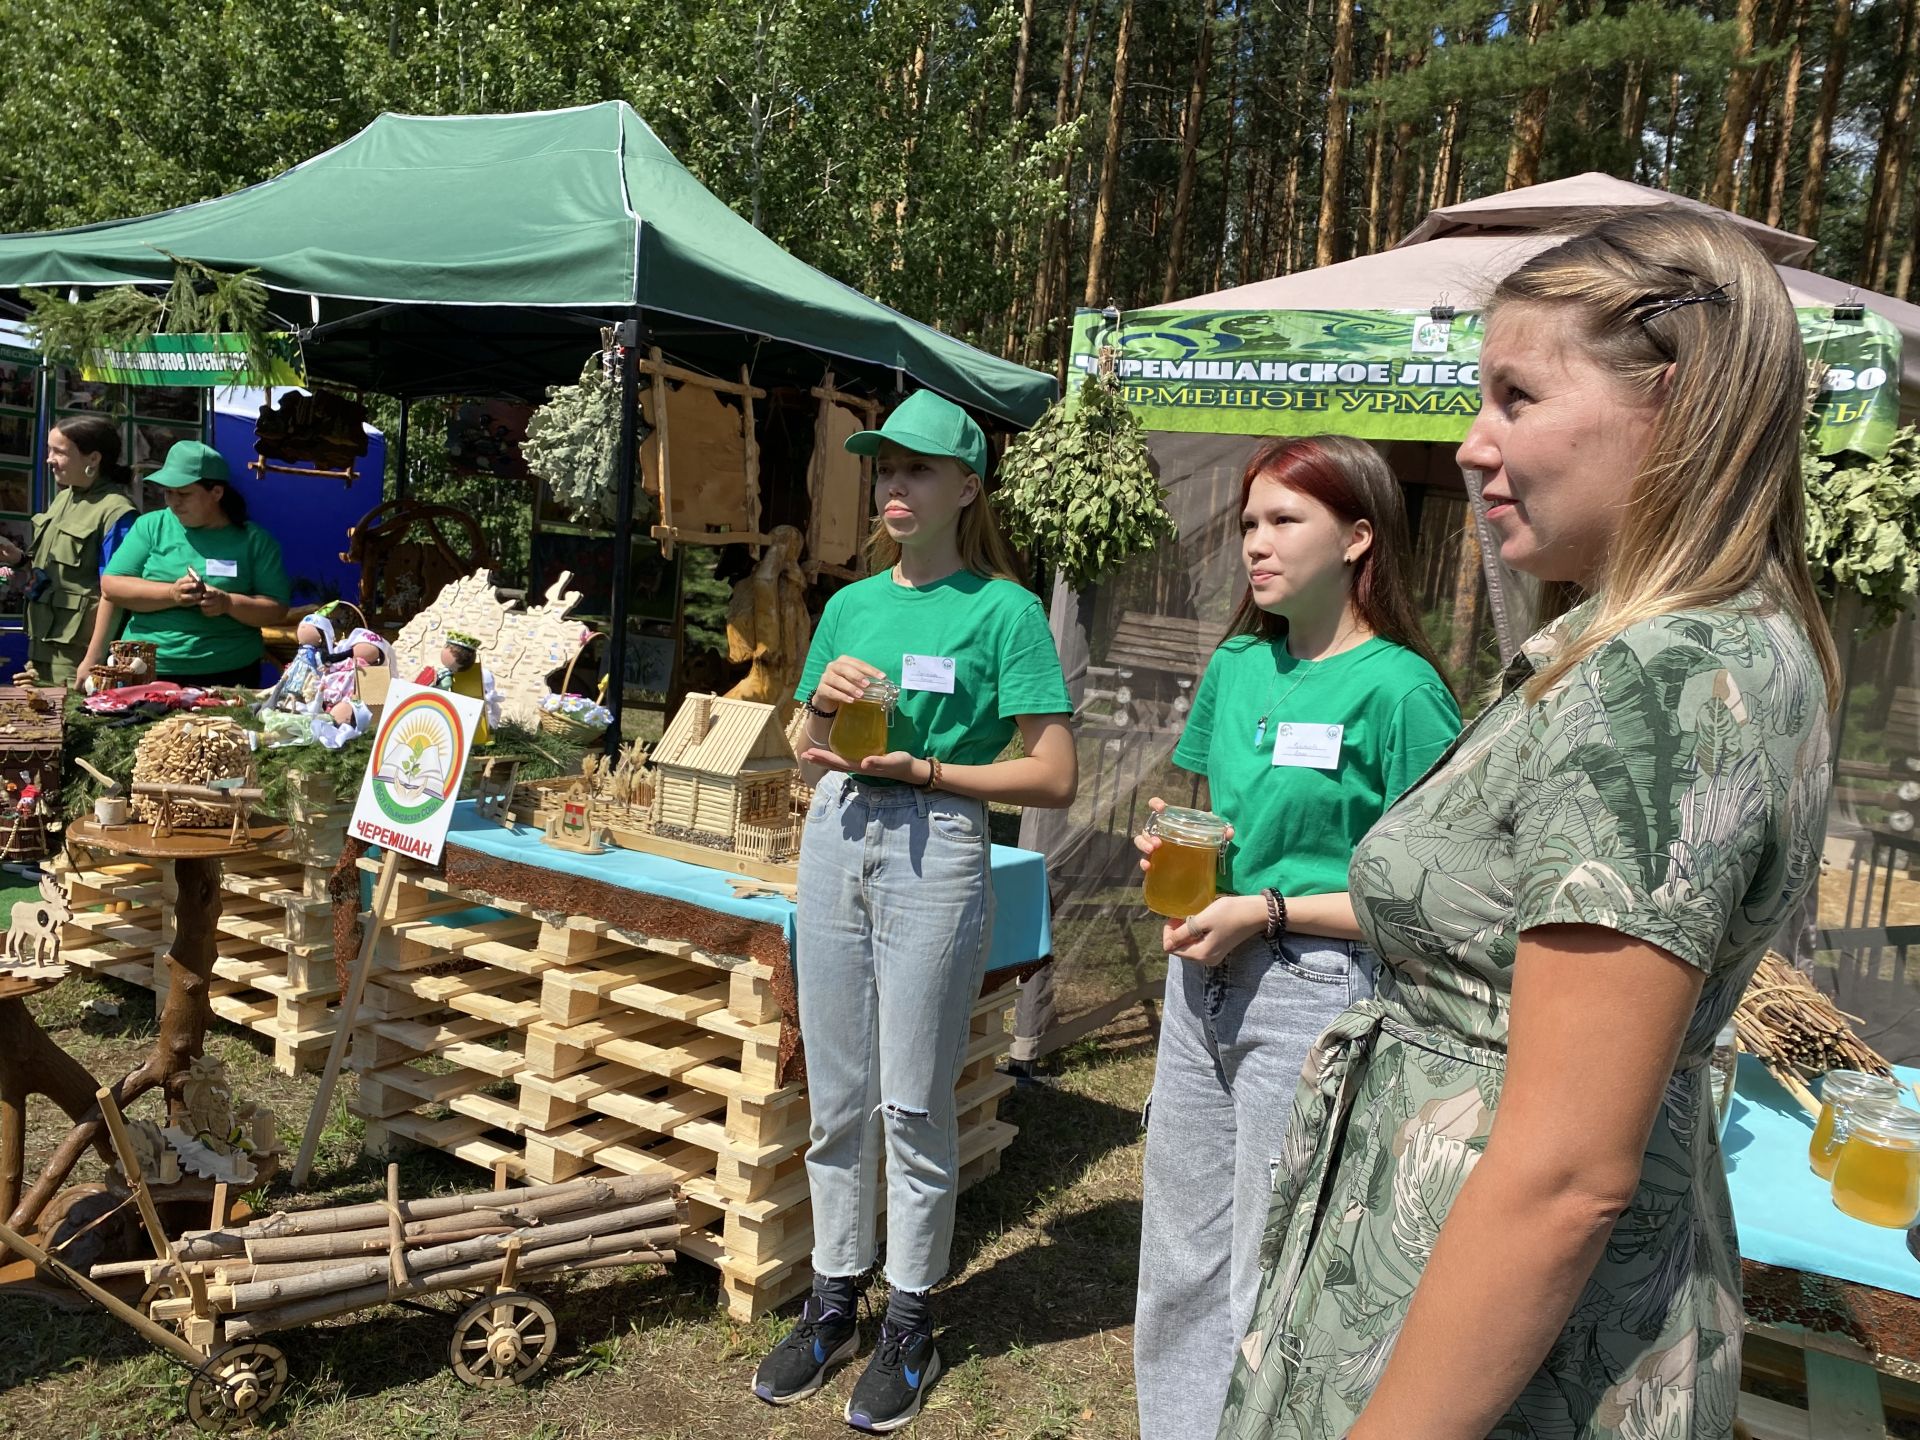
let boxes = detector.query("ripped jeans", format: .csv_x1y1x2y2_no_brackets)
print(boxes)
794,770,994,1293
1134,932,1376,1440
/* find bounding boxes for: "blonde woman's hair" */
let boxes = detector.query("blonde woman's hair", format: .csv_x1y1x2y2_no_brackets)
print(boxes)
1487,207,1840,708
864,463,1026,583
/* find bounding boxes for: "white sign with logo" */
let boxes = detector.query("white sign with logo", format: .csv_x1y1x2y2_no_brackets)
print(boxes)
348,679,485,865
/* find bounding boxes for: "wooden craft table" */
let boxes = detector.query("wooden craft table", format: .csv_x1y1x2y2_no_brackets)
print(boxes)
2,820,288,1237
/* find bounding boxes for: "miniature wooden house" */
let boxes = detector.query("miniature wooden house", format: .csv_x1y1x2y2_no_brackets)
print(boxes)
648,693,797,856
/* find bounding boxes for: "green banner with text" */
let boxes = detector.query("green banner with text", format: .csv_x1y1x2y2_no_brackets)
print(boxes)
1070,306,1901,457
79,332,303,388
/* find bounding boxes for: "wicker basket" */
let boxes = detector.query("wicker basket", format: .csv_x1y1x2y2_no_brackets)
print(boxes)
539,644,610,744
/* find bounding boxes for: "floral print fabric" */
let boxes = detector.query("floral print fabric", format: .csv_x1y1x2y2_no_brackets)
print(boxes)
1218,593,1831,1440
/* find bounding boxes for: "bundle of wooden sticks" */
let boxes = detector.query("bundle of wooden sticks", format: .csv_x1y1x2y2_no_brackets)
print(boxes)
1735,952,1892,1112
94,1170,680,1342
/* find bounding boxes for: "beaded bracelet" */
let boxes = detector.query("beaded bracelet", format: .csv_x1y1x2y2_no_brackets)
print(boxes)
802,696,837,720
1261,887,1288,958
926,757,944,789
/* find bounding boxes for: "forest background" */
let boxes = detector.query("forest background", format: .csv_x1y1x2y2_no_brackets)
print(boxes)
5,0,1915,379
2,0,1916,612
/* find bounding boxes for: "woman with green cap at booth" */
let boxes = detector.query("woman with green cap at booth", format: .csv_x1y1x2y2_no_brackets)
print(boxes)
102,440,291,688
0,414,138,686
753,389,1078,1432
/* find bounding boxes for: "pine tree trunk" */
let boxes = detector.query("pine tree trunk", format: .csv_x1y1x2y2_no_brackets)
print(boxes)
1027,0,1081,367
1660,70,1683,190
1504,0,1562,189
1084,0,1138,306
1431,105,1459,210
1764,0,1809,229
1212,2,1248,291
1619,61,1647,180
1012,0,1037,119
1161,7,1216,300
1385,119,1416,241
1708,0,1762,210
1797,0,1855,238
1277,0,1320,273
1314,0,1358,266
1365,31,1391,253
1863,0,1920,287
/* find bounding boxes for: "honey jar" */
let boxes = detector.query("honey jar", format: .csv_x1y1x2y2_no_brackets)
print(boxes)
1831,1097,1920,1228
1143,806,1231,919
1808,1069,1900,1180
829,676,900,767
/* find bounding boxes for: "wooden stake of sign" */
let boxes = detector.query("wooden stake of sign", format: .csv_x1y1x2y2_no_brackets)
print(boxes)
292,849,402,1189
649,347,674,559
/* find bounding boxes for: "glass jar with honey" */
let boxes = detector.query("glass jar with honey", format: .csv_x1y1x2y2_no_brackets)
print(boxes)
1143,806,1231,919
1831,1097,1920,1228
1808,1069,1900,1179
829,676,900,767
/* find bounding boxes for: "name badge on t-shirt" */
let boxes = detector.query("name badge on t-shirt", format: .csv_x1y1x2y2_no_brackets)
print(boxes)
203,558,239,579
1272,722,1343,770
900,653,956,694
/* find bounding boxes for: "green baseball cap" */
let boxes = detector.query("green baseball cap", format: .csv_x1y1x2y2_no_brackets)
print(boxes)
844,390,989,479
146,440,231,489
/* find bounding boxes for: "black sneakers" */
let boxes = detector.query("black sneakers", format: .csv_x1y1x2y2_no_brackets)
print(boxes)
751,1297,859,1405
845,1321,941,1433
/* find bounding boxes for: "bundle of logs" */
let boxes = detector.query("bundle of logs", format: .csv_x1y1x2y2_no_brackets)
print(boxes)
93,1170,680,1342
1735,952,1893,1112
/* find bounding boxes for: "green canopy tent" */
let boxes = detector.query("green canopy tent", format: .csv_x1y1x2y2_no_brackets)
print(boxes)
0,100,1055,736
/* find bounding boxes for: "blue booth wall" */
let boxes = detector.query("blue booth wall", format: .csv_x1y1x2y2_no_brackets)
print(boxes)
210,395,382,613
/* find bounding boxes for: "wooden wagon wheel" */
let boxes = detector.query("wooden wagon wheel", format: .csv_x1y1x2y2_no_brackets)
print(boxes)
448,1290,558,1388
185,1341,288,1432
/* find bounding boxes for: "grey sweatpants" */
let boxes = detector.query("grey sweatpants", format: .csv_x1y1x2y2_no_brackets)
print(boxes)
1133,933,1377,1440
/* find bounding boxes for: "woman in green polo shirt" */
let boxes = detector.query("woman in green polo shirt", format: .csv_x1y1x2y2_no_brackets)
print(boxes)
102,441,290,688
1131,436,1461,1440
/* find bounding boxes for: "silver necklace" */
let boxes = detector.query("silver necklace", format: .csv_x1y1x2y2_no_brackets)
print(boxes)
1252,624,1361,749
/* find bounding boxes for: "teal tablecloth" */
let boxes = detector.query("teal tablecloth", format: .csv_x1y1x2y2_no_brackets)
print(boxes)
372,800,1052,974
1725,1053,1920,1298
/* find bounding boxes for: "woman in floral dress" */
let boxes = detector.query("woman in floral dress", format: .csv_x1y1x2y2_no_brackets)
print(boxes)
1219,209,1840,1440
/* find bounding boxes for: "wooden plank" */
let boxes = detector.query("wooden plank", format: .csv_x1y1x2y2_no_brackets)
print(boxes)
1804,1348,1889,1440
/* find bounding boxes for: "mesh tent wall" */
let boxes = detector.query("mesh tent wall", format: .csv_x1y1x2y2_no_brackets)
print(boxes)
1015,174,1920,1062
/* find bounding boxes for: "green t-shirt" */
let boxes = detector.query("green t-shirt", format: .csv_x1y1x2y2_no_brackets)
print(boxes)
1172,633,1461,899
796,568,1071,771
105,509,292,674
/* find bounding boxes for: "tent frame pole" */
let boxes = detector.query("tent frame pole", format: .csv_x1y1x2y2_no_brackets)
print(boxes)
604,312,644,753
393,398,410,503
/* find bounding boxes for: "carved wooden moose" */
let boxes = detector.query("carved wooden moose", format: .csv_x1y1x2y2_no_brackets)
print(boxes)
5,873,70,970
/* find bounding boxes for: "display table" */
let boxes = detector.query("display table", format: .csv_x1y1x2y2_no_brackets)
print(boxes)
348,801,1049,1319
1727,1056,1920,1432
1727,1055,1920,1299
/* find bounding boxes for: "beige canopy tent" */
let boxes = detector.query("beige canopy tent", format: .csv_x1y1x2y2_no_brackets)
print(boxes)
1176,172,1920,424
1014,173,1920,1066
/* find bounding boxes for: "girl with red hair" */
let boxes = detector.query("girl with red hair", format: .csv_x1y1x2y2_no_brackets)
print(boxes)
1132,436,1459,1440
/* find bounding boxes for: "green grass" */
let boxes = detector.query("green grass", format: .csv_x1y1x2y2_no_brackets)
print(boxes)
0,971,1156,1439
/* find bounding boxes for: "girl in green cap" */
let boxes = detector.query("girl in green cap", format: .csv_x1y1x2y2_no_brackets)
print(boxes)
753,390,1076,1433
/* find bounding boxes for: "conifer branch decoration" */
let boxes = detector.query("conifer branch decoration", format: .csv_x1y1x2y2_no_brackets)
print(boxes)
23,254,288,381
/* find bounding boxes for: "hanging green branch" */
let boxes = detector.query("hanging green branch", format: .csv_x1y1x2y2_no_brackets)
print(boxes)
1803,423,1920,632
994,371,1176,592
23,253,287,381
522,349,623,525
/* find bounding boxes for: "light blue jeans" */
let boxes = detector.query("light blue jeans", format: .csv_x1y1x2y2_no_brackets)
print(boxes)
794,771,994,1293
1134,933,1378,1440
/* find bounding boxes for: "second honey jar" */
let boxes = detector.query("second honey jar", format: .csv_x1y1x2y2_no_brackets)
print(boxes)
1143,806,1231,919
1831,1097,1920,1228
1808,1069,1902,1179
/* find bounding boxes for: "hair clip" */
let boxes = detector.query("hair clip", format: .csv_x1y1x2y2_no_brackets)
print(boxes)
1629,282,1734,326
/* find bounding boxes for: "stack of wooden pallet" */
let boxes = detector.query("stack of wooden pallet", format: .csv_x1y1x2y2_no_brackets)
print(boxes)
54,772,353,1074
347,856,1019,1320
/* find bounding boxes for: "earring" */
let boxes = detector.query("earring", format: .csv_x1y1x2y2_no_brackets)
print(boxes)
85,465,96,478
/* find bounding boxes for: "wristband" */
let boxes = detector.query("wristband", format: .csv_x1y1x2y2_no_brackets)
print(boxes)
1261,888,1288,958
926,757,943,789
